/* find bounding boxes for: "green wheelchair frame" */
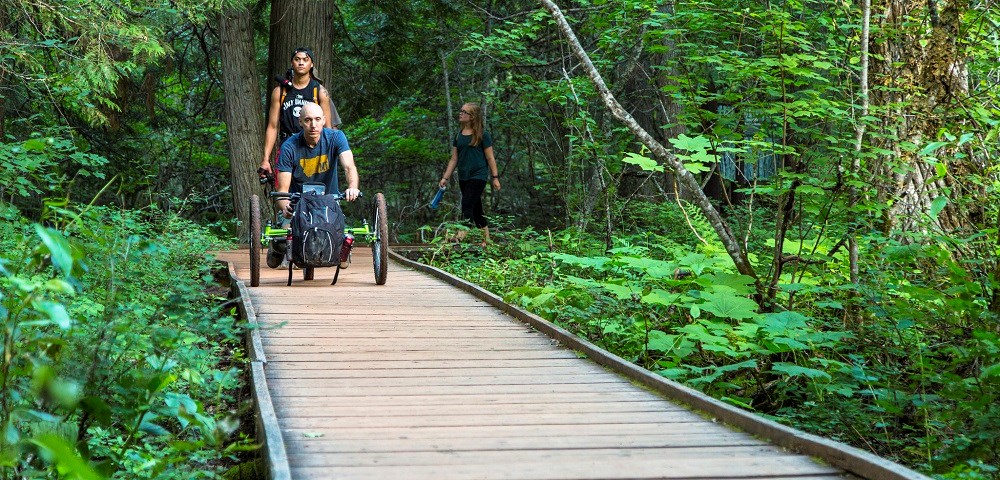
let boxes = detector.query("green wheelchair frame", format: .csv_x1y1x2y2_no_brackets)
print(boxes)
248,190,389,287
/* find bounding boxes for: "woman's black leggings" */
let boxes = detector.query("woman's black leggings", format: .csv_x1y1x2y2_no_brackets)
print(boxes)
459,179,489,228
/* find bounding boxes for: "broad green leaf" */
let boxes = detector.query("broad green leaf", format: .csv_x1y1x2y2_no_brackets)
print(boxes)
669,133,713,152
682,160,712,174
717,359,757,373
552,253,610,270
24,138,49,152
31,434,105,480
35,225,74,276
531,292,556,307
43,278,76,295
646,330,676,352
770,362,831,381
641,289,680,306
771,337,810,351
34,301,72,329
600,281,635,299
934,162,947,178
698,291,759,320
702,272,755,295
619,256,677,279
622,152,664,172
796,185,826,196
919,141,949,156
929,196,948,219
759,311,810,333
47,378,83,408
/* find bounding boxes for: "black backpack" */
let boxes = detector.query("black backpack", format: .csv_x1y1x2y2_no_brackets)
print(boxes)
290,192,345,268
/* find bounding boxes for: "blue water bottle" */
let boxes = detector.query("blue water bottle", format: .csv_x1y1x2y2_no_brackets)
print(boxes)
429,186,446,209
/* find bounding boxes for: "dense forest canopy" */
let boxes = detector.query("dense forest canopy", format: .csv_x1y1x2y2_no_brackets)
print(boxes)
2,0,999,478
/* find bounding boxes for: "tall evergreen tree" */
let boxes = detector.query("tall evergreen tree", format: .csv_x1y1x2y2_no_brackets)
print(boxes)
221,4,264,241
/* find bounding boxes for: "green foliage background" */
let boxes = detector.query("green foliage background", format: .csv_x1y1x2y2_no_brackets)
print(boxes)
1,0,999,478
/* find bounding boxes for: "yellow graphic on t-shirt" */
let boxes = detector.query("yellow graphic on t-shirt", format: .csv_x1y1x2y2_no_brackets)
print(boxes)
299,154,330,177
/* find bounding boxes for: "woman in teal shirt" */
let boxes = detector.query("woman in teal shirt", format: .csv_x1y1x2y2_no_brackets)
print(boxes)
439,102,501,244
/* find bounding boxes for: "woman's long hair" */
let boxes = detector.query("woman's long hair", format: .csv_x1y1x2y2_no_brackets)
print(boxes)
463,103,484,147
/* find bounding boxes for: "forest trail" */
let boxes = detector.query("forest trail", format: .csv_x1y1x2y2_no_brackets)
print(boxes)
215,248,862,480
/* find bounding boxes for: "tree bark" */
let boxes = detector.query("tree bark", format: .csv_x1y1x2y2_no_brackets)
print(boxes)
441,49,454,140
220,7,264,242
849,0,871,285
267,0,342,125
537,0,763,299
876,0,973,235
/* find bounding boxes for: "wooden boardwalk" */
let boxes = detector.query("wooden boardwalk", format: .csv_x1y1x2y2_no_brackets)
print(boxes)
216,248,923,480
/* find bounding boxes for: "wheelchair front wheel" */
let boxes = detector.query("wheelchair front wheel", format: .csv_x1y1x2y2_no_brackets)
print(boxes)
249,194,261,287
372,192,389,285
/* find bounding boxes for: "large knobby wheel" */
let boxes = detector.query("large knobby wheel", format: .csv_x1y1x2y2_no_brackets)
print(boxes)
249,194,261,287
371,192,389,285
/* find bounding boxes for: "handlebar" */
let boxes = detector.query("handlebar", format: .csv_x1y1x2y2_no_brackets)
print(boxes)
269,191,362,201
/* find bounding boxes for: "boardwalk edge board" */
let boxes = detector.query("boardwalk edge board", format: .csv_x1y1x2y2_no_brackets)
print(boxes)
226,261,267,364
222,261,292,480
388,250,932,480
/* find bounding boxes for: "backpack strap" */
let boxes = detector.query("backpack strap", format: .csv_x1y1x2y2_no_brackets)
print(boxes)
278,77,288,104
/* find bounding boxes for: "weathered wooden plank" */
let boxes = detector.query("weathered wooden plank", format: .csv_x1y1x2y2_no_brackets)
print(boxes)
283,432,767,453
272,400,684,417
275,412,708,430
260,329,544,340
262,351,580,362
265,365,612,379
288,453,840,480
262,325,538,333
267,382,643,397
286,446,818,467
279,423,752,440
270,392,673,408
266,373,633,389
262,358,588,370
262,348,566,356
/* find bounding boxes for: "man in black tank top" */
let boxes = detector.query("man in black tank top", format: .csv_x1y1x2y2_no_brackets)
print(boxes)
278,77,324,141
259,48,342,184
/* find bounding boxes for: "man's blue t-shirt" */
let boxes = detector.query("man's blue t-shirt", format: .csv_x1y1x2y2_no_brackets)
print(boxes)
277,128,351,194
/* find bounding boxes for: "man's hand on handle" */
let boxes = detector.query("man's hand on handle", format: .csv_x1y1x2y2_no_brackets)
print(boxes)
345,188,361,202
278,199,292,218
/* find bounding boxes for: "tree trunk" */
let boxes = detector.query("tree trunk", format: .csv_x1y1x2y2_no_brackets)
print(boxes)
876,0,973,235
537,0,763,300
267,0,341,125
220,7,264,242
849,0,871,286
441,49,454,140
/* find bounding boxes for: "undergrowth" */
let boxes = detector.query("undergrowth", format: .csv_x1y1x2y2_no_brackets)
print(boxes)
0,201,254,479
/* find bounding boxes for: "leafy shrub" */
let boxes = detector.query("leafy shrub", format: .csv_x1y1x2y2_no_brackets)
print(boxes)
0,202,251,478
